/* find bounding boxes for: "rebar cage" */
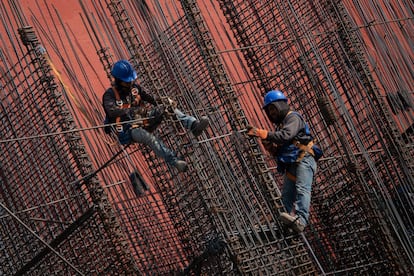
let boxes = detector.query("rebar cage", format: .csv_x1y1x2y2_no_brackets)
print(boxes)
0,0,413,275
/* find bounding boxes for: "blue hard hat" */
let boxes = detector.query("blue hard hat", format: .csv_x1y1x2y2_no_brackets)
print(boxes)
111,60,137,82
263,90,287,108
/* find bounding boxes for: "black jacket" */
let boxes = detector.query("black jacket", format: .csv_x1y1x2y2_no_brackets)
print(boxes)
102,84,157,124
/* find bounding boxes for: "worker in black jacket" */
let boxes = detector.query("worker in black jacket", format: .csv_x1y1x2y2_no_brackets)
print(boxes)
247,90,322,233
103,60,209,172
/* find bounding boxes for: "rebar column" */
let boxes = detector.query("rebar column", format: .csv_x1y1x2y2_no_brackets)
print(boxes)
17,25,139,275
180,0,318,274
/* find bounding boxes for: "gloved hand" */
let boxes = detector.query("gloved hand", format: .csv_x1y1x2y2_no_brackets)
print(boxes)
167,97,177,109
129,106,145,119
246,125,268,139
163,97,177,114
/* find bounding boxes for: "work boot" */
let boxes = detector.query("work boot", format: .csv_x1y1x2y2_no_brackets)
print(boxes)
279,212,305,233
174,160,188,172
191,116,209,137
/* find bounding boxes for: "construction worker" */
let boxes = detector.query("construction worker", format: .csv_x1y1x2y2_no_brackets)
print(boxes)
247,90,322,233
103,60,209,172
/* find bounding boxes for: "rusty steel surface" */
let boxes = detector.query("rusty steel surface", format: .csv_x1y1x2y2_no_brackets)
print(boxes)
0,0,413,275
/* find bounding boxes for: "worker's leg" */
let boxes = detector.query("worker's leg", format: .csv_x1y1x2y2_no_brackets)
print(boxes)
294,154,317,226
172,108,196,129
173,108,208,136
282,167,297,214
130,127,178,165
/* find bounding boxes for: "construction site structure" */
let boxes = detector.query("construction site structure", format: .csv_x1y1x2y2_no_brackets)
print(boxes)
0,0,413,275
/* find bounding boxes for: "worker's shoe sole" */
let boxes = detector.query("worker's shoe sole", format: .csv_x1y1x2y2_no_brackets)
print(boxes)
174,160,188,172
280,212,305,233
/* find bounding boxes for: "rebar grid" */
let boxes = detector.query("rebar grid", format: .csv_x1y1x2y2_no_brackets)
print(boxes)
0,0,413,275
217,0,413,274
0,6,138,276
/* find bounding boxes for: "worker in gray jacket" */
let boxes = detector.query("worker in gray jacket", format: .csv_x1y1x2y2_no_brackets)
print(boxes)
247,90,322,233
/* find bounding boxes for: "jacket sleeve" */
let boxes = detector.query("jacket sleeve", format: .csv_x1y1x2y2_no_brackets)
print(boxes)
138,85,158,106
266,113,303,144
102,89,129,119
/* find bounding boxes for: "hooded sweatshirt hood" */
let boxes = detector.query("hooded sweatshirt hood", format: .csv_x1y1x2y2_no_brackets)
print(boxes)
265,101,290,124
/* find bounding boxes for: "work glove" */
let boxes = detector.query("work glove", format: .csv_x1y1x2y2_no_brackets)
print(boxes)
167,97,177,109
246,125,268,139
164,97,177,114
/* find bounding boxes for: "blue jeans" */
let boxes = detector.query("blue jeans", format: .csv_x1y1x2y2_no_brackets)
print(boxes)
281,154,317,226
173,108,196,129
129,108,196,166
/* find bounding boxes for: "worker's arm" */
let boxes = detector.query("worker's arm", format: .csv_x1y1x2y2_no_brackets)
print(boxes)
247,113,303,143
266,114,302,144
102,89,129,118
138,85,158,106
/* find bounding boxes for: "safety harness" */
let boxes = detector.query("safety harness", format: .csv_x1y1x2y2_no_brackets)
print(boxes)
292,139,315,162
286,140,315,181
112,85,148,132
277,111,316,161
279,111,321,182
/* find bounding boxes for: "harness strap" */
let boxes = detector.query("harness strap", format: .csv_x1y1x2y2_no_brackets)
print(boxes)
284,111,315,180
284,141,314,181
286,171,297,182
287,110,315,162
112,86,147,132
293,139,315,162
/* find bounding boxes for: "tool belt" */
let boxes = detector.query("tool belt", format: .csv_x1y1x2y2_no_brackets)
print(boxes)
282,140,315,182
